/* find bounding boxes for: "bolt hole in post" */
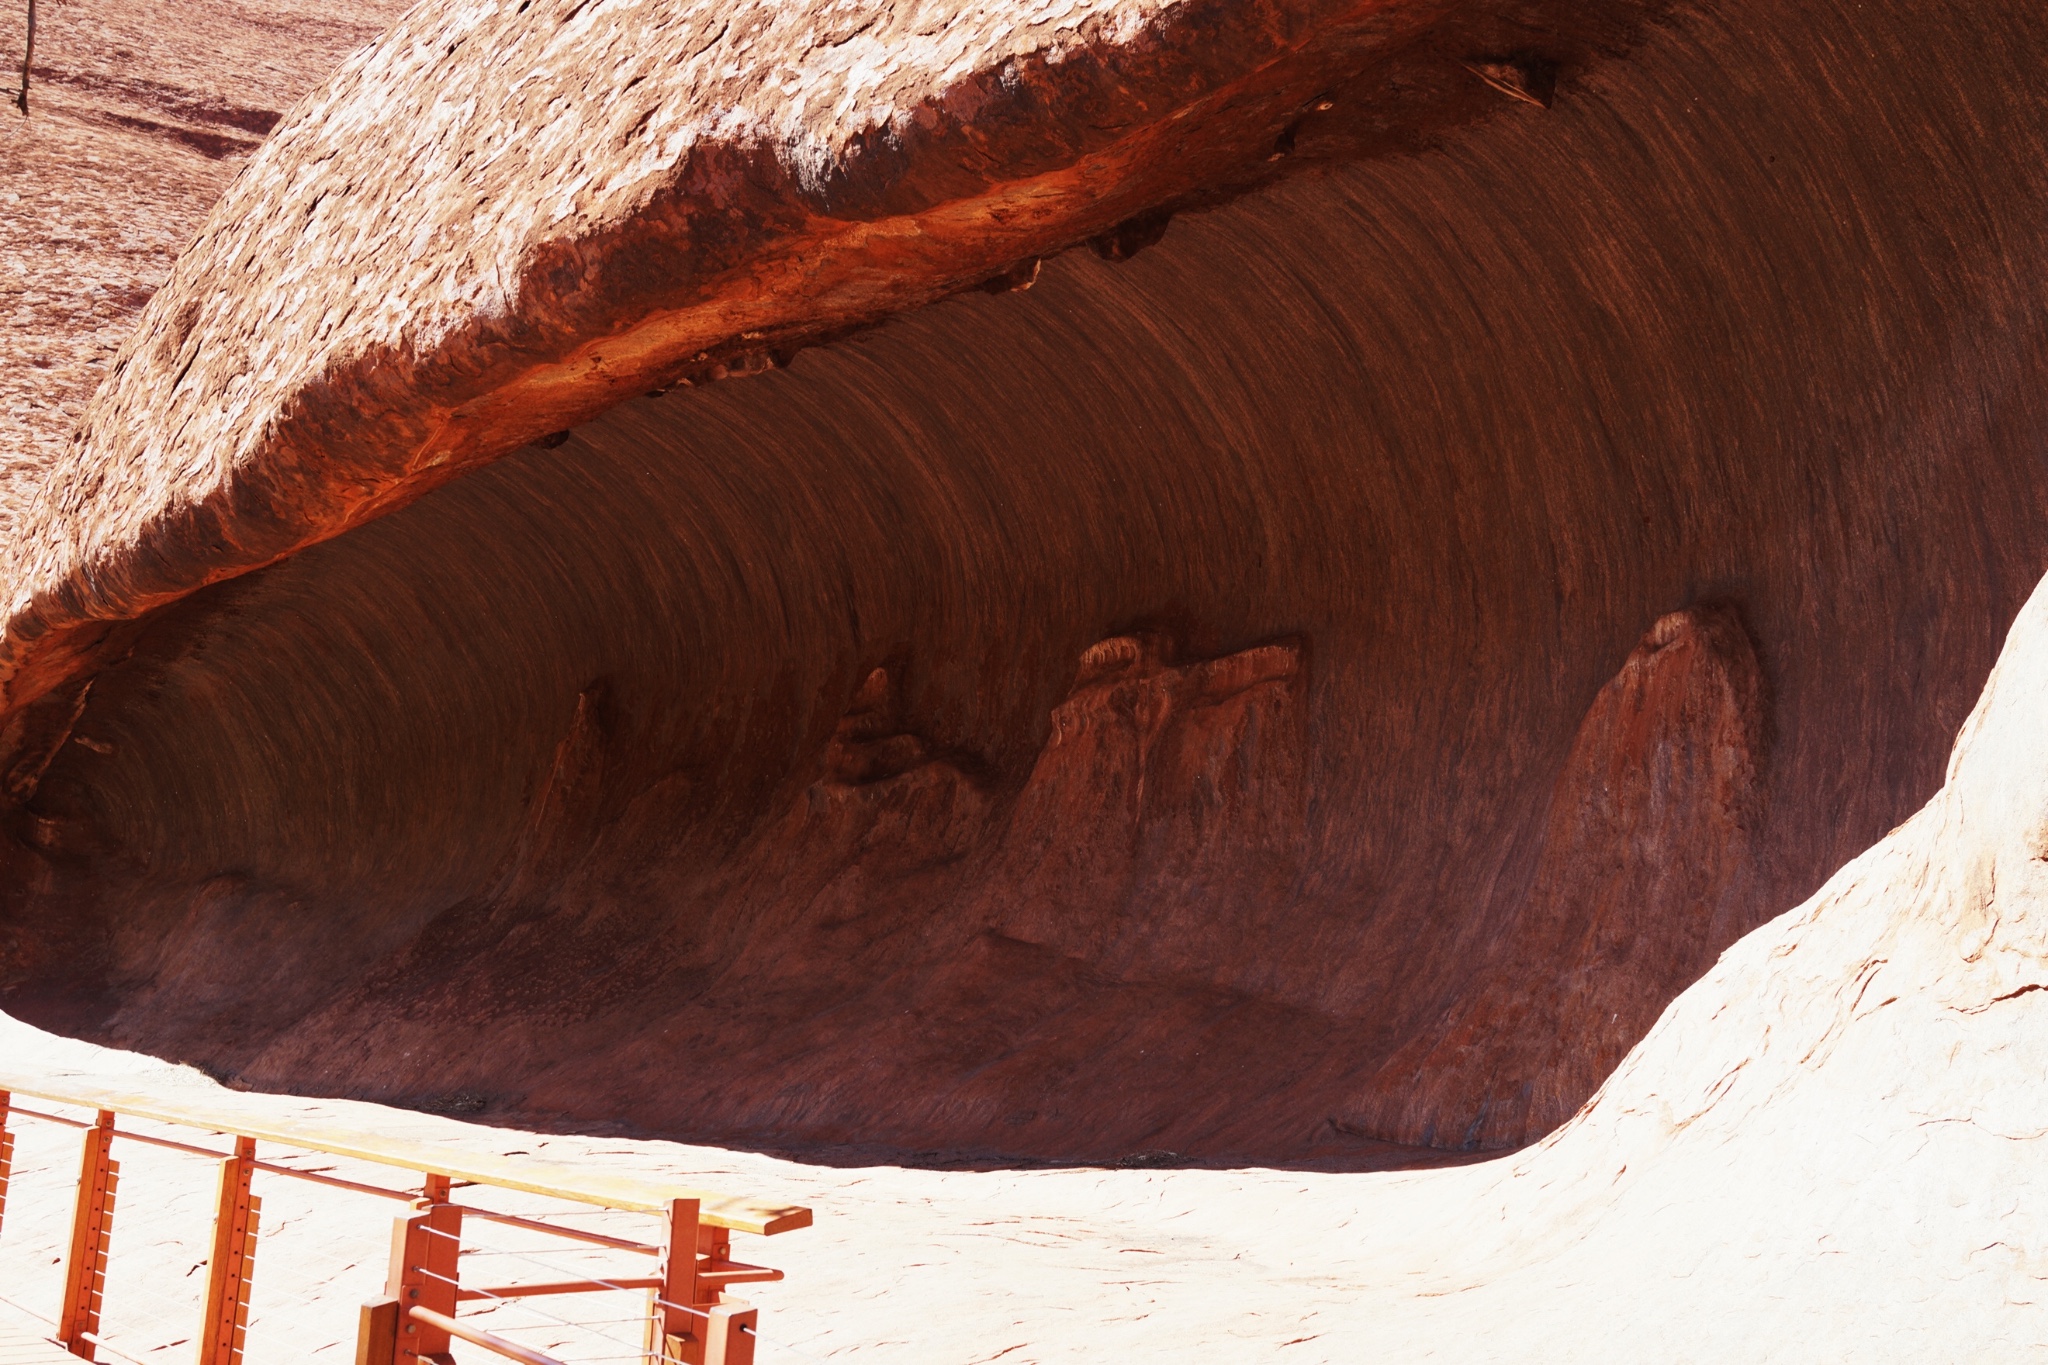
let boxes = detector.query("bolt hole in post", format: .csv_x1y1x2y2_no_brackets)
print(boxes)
0,1079,808,1364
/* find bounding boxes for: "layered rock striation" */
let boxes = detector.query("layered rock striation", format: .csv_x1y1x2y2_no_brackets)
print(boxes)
3,0,2047,1162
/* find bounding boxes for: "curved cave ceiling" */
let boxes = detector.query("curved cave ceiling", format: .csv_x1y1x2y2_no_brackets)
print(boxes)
3,0,2047,1164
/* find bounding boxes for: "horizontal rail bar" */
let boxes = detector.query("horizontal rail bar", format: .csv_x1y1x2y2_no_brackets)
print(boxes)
463,1206,661,1253
407,1306,565,1365
456,1277,662,1300
250,1159,418,1202
699,1261,785,1287
0,1074,810,1234
14,1104,431,1202
94,1125,231,1162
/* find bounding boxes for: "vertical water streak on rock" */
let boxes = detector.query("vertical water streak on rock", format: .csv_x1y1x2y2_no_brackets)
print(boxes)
491,680,611,910
1350,605,1766,1149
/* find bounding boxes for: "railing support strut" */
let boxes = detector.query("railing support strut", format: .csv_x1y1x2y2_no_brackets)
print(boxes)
59,1109,120,1360
646,1197,701,1364
197,1135,262,1365
386,1175,462,1363
0,1090,15,1240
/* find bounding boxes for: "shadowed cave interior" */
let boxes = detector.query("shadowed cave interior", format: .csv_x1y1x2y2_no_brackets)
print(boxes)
4,0,2048,1166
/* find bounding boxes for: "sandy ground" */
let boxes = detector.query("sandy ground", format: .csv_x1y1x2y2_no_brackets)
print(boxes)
1,1008,1489,1365
4,943,2043,1365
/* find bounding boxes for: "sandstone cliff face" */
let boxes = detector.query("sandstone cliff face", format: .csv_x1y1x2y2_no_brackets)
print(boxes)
976,636,1309,986
5,576,2044,1355
0,0,1682,766
3,0,2046,1164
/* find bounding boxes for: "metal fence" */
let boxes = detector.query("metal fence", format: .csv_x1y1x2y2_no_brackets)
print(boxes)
0,1080,811,1365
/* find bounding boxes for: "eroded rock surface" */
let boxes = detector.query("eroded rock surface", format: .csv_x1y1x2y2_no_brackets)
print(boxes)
1352,606,1767,1148
3,0,2047,1168
0,0,410,523
6,554,2047,1358
0,0,1664,740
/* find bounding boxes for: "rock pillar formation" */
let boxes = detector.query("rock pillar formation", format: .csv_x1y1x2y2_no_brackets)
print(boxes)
1353,606,1767,1148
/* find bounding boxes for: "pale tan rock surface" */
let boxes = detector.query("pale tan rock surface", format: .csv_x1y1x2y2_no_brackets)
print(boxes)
3,569,2045,1359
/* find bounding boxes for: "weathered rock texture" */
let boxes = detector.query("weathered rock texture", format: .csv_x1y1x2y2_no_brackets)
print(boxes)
1355,606,1768,1147
3,0,2047,1164
7,553,2048,1357
0,0,411,522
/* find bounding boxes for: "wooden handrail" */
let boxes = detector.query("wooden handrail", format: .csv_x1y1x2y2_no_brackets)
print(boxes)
0,1073,809,1234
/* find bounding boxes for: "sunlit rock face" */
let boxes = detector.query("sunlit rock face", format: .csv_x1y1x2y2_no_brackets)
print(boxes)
3,0,2047,1163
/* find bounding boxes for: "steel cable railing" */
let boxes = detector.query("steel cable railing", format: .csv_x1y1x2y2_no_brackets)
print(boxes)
417,1219,721,1364
236,1169,398,1362
85,1122,220,1363
436,1226,833,1365
0,1078,810,1364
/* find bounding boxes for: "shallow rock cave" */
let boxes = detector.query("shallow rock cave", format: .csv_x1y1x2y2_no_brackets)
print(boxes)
3,0,2046,1170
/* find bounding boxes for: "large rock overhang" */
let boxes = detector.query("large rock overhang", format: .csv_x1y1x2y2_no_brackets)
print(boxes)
3,0,2046,1163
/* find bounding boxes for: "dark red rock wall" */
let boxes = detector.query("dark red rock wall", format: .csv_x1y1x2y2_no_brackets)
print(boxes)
1357,606,1768,1147
6,0,2048,1162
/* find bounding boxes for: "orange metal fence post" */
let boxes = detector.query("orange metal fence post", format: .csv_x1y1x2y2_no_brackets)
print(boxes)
196,1135,261,1365
644,1197,703,1365
386,1174,461,1363
353,1298,401,1365
0,1090,14,1239
703,1302,758,1365
690,1217,784,1364
693,1220,760,1365
58,1109,120,1360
